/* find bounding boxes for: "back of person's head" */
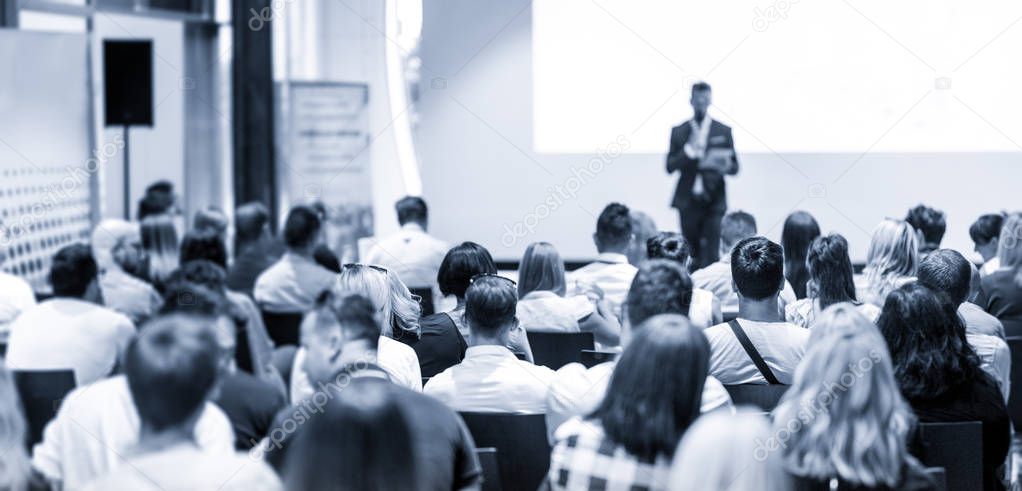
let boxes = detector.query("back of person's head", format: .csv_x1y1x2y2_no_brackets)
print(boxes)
646,232,691,266
0,366,30,491
692,81,712,94
807,234,858,309
91,219,138,271
905,204,946,247
234,202,270,247
594,202,632,253
864,219,918,299
437,242,496,299
669,410,789,491
517,242,566,297
141,213,180,285
179,229,228,269
335,265,419,338
731,237,784,301
301,293,382,386
970,213,1004,246
137,181,175,220
917,249,972,306
394,196,427,226
193,207,228,237
876,283,981,400
720,211,757,252
627,210,657,265
159,280,227,317
998,212,1022,284
126,314,221,432
50,243,98,298
165,260,228,296
282,379,416,491
283,205,322,250
778,305,912,488
593,314,707,462
781,211,820,294
624,259,693,327
464,275,518,339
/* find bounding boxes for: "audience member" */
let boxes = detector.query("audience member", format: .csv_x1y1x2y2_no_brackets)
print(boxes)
140,213,180,291
877,283,1009,491
971,213,1005,276
626,209,657,266
982,212,1022,337
516,242,620,345
6,244,134,386
548,315,705,490
0,233,34,337
704,237,809,384
905,204,946,258
192,206,228,240
856,219,918,306
646,232,722,327
254,205,337,312
567,202,637,316
785,234,881,328
90,219,160,323
425,275,555,413
781,210,821,299
136,180,177,221
0,366,35,491
227,202,283,296
962,262,1006,338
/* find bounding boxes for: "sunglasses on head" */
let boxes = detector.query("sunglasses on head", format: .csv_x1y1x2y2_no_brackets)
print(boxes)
342,263,389,274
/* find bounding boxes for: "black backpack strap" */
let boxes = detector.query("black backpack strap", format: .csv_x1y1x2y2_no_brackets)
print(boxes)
727,319,781,385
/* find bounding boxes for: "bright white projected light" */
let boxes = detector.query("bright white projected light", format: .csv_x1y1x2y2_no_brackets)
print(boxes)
532,0,1022,154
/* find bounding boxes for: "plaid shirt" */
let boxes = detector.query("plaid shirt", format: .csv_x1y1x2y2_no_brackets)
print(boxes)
548,418,671,491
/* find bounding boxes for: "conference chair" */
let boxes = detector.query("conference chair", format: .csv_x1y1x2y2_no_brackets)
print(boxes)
476,447,503,491
526,331,594,370
579,349,616,368
1005,336,1022,429
459,412,550,491
723,384,789,411
260,310,304,347
917,421,982,491
12,369,75,448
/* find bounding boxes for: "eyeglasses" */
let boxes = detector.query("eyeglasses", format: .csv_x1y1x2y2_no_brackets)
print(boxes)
469,273,517,287
342,263,389,275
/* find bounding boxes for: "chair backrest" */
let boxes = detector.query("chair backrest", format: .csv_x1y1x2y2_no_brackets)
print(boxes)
12,369,76,448
723,384,789,411
579,350,616,369
476,447,503,491
260,311,304,347
1005,336,1022,430
917,421,982,491
459,412,550,491
526,331,594,370
924,467,947,491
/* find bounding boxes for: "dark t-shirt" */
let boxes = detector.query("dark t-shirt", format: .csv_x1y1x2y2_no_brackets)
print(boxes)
400,313,467,378
981,269,1022,337
215,371,288,450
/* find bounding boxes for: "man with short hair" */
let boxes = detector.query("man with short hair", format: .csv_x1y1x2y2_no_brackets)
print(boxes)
567,203,637,316
226,202,283,296
254,205,337,312
905,204,946,258
426,276,555,413
646,232,722,327
703,237,809,385
90,218,161,323
6,244,134,386
625,210,657,266
970,213,1005,277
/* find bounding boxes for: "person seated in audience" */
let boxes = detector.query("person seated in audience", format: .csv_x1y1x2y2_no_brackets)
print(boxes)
0,366,37,491
254,205,337,312
781,211,820,300
193,206,228,241
227,202,283,296
546,259,732,440
425,275,555,413
82,314,279,490
266,294,481,489
704,237,809,385
963,262,1006,339
981,212,1022,337
856,219,918,307
692,211,797,316
877,283,1009,491
778,304,936,491
971,213,1005,277
905,204,946,259
669,410,789,491
140,213,180,292
917,250,1010,400
32,314,234,489
626,209,657,266
785,234,881,328
0,227,36,338
515,242,620,345
548,315,706,490
364,196,448,315
90,219,160,324
567,202,637,316
6,244,134,386
646,232,722,328
136,180,178,221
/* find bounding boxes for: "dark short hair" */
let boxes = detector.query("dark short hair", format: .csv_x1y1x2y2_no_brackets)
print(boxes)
731,237,784,300
917,249,972,306
969,213,1004,245
647,232,691,265
180,229,228,269
283,206,321,249
234,202,270,245
905,204,946,246
332,293,382,348
437,242,496,299
691,81,712,93
125,314,220,432
159,281,227,317
395,196,428,225
465,276,517,337
625,260,693,326
595,203,632,250
50,244,97,297
166,260,227,294
720,211,757,249
137,181,175,220
807,234,857,309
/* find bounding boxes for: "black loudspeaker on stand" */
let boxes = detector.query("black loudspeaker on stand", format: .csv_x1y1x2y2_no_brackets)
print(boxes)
103,40,154,220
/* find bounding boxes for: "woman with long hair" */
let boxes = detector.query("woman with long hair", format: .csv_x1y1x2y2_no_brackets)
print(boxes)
140,213,180,292
982,212,1022,336
878,283,1009,491
857,219,918,306
548,314,707,490
785,234,880,328
0,367,33,491
782,211,821,300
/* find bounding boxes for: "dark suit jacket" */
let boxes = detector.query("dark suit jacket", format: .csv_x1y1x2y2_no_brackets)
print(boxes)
666,119,739,211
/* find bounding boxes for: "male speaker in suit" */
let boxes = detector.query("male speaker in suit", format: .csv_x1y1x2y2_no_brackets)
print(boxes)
666,81,739,270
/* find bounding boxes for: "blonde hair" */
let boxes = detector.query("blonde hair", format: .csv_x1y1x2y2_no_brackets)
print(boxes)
140,213,180,285
775,304,913,488
517,242,566,297
335,265,420,338
669,410,789,491
997,212,1022,285
862,219,917,305
0,367,31,491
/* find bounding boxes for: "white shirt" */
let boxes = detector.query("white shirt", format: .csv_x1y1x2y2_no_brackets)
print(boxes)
99,268,162,324
691,256,797,315
981,257,1001,277
688,288,717,329
424,345,556,414
704,318,809,385
545,360,733,442
289,337,423,403
32,375,235,490
784,298,881,329
567,253,637,318
0,271,35,339
364,223,448,289
6,298,134,386
253,252,337,312
959,302,1006,339
967,333,1011,402
517,291,593,332
83,444,281,491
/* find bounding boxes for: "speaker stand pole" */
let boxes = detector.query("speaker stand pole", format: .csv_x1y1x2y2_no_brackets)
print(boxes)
123,125,131,220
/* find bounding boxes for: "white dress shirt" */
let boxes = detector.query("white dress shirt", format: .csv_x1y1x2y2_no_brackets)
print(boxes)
567,253,638,318
0,271,35,340
424,345,556,414
517,291,594,332
704,318,809,385
967,333,1011,402
290,337,423,403
688,288,717,329
691,256,797,315
364,223,448,289
253,252,337,313
83,444,281,491
32,375,235,490
5,298,134,386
